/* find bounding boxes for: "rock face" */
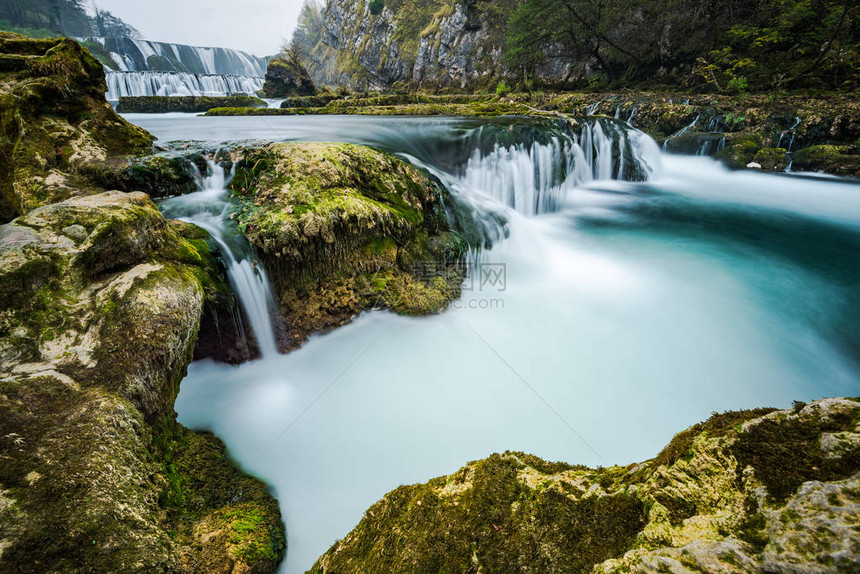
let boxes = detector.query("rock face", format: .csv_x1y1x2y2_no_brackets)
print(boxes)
0,32,154,221
308,0,505,91
262,57,317,98
310,399,860,573
229,142,469,348
0,191,284,573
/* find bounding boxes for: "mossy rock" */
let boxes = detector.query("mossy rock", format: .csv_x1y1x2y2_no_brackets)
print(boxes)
311,399,860,573
752,147,788,171
0,191,284,572
714,134,764,169
792,145,860,177
81,154,198,199
116,95,267,114
230,142,470,347
0,32,154,221
262,56,316,98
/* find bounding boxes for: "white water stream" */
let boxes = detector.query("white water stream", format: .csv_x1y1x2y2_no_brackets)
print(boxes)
127,114,860,574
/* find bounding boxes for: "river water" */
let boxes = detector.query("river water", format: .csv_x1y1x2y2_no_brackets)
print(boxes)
127,113,860,574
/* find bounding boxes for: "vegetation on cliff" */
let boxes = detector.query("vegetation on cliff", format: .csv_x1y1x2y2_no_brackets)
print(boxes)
293,0,858,93
311,398,860,573
229,142,471,348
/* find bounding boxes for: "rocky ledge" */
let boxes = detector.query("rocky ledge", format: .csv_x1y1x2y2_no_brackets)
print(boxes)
0,191,284,572
0,33,284,572
0,32,201,221
229,142,472,349
206,91,860,177
311,398,860,573
116,95,267,114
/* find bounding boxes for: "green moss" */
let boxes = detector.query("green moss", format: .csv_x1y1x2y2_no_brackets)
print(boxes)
653,408,777,468
792,145,860,176
116,95,267,113
228,142,470,347
0,32,155,220
311,453,646,573
732,407,860,502
753,147,788,171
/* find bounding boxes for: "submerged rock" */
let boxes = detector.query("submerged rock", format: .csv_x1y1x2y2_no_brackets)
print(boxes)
310,399,860,573
230,142,470,348
0,191,284,572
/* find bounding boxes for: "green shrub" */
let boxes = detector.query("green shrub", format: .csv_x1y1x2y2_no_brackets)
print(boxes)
727,75,749,95
370,0,385,15
495,81,510,97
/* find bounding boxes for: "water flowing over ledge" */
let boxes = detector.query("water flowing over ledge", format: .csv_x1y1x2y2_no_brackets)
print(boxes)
160,158,279,359
117,114,860,573
106,71,265,100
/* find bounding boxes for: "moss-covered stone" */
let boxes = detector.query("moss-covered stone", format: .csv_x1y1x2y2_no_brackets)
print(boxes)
311,398,860,574
81,154,198,199
229,142,469,348
752,147,788,171
262,56,316,98
116,95,267,113
0,32,154,221
0,191,284,573
792,144,860,177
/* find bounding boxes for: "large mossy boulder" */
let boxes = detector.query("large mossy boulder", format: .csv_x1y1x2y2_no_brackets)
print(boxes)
792,144,860,177
311,398,860,573
262,56,316,98
230,143,469,347
0,32,154,221
0,191,284,573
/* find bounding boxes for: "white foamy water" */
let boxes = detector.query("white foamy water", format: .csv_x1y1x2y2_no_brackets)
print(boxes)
125,114,860,573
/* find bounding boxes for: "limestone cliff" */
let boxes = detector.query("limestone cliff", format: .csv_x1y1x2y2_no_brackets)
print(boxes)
306,0,507,91
310,398,860,573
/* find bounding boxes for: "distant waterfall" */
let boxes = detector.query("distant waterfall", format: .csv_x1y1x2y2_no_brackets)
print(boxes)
160,158,279,359
458,119,662,216
106,71,264,100
87,36,268,75
91,35,268,101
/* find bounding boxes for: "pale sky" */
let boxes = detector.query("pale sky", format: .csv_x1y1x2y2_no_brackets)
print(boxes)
92,0,305,57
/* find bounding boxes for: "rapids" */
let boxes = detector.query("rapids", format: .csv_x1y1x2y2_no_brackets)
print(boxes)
127,113,860,574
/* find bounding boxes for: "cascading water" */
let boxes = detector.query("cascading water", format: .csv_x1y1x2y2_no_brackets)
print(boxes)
97,36,268,101
458,119,661,215
662,115,700,150
106,71,264,100
160,158,279,358
119,114,860,574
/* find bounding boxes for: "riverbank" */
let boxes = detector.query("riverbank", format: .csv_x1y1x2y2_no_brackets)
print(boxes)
203,91,860,176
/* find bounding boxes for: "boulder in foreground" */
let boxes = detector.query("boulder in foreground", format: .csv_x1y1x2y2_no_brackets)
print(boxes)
310,398,860,573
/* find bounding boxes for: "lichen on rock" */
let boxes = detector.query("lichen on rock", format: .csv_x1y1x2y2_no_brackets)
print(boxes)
0,32,154,221
0,191,284,573
229,142,470,348
310,398,860,574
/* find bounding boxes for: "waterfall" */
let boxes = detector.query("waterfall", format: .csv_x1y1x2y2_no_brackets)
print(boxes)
160,158,279,359
458,119,662,216
89,36,268,76
663,115,700,151
106,71,264,100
